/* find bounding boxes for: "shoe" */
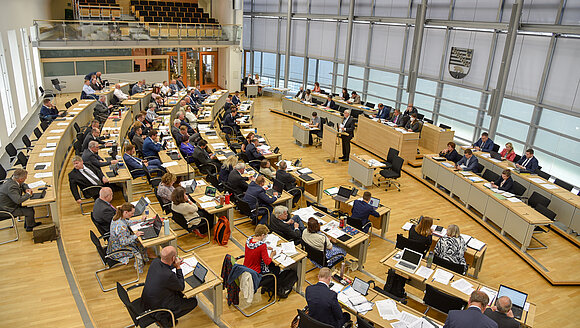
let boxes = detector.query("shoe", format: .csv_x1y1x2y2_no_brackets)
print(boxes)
338,156,345,159
342,158,349,162
25,222,41,232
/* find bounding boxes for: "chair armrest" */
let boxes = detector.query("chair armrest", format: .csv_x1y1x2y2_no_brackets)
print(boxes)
362,221,372,232
98,232,110,240
126,282,145,291
105,248,138,258
81,185,102,196
136,309,175,327
187,216,208,226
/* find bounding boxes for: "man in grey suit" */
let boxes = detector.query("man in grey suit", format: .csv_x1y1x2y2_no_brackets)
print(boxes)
92,187,116,234
227,163,251,196
444,291,498,328
82,141,118,168
0,169,39,231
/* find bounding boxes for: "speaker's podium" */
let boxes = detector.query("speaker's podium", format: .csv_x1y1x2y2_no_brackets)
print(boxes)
322,125,344,163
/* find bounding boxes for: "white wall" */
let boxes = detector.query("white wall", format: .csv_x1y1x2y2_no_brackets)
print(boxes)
43,71,168,93
214,0,243,91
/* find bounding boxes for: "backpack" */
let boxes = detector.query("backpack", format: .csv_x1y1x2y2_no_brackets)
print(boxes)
213,216,230,246
378,268,408,303
262,269,298,301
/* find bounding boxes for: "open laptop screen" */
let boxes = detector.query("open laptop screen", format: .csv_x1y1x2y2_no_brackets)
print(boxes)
194,263,208,282
337,186,351,198
401,248,422,265
497,285,527,308
368,197,380,208
352,277,370,296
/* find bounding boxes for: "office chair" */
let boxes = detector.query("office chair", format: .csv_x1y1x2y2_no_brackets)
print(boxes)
33,127,43,140
71,98,78,104
116,282,175,328
529,203,557,251
90,212,109,240
0,211,19,245
171,211,211,252
65,101,72,109
439,123,451,130
424,118,434,124
233,196,270,238
535,168,551,180
474,163,484,175
357,316,374,328
90,231,140,292
301,240,344,285
527,191,550,209
481,169,500,183
514,154,522,163
492,144,500,152
365,102,375,109
554,179,574,191
40,120,50,131
511,181,526,197
417,113,425,120
433,255,467,275
423,284,466,315
395,234,429,256
297,309,334,328
14,152,29,167
378,156,403,191
382,147,400,169
21,135,34,151
5,143,18,163
51,78,66,96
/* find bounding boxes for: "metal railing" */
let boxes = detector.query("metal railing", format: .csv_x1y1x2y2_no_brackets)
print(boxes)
33,20,242,43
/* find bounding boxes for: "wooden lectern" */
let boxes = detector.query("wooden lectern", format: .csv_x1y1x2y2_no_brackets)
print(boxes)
322,125,342,163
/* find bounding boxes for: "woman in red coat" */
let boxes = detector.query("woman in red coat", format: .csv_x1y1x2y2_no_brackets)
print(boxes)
244,224,276,274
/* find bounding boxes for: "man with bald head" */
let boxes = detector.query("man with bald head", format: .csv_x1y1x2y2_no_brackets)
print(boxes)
142,246,197,327
91,187,115,233
444,290,498,328
484,296,519,328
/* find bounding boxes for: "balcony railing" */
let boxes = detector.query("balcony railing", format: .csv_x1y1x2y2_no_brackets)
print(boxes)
33,20,241,44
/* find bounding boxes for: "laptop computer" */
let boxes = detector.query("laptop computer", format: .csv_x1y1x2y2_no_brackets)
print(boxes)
183,179,197,194
394,248,423,274
205,186,217,197
133,197,148,217
266,179,284,197
31,189,47,200
185,262,209,289
138,215,163,240
497,285,528,320
352,277,370,296
490,151,503,161
368,197,380,209
106,164,119,178
299,173,314,181
167,150,180,160
332,186,352,203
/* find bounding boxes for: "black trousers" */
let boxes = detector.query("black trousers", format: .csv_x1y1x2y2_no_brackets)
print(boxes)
159,297,198,327
340,135,352,158
13,206,35,228
288,187,304,207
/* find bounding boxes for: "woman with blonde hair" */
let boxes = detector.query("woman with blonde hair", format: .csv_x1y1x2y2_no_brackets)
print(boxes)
107,202,148,273
500,142,516,162
219,155,239,184
434,224,466,267
408,216,433,252
157,172,176,204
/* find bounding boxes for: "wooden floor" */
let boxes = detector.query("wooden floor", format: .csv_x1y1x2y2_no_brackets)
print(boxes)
2,93,579,327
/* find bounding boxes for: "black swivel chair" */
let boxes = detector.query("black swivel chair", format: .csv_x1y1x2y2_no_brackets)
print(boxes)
433,255,467,275
511,181,526,197
423,284,467,315
481,169,500,183
90,231,139,292
514,154,522,163
5,143,19,163
554,179,574,191
297,309,334,328
535,168,551,180
171,210,210,252
383,147,399,169
528,191,550,209
474,163,484,175
529,203,557,250
116,282,175,328
395,234,429,256
301,240,344,285
378,156,404,191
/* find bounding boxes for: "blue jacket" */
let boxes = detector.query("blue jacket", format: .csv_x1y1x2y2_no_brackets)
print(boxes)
473,138,494,152
123,153,146,177
40,105,58,121
142,137,162,158
232,95,241,105
444,307,498,328
457,155,479,172
305,282,345,328
351,200,379,233
376,106,391,119
517,155,539,172
180,142,195,162
227,264,261,292
242,181,277,211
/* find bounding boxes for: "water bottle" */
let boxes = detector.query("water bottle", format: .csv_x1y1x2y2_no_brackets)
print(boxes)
224,192,230,204
163,218,170,235
340,262,345,278
426,251,434,268
254,127,257,133
144,209,149,217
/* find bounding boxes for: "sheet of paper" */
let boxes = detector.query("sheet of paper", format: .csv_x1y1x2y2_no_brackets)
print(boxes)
41,147,56,152
278,255,296,267
501,192,515,198
416,266,434,280
281,241,298,256
199,201,217,209
376,299,400,320
347,294,368,306
161,161,177,168
524,302,530,311
408,318,435,328
432,268,454,285
47,136,60,139
354,301,373,314
441,162,454,168
399,311,420,326
507,197,522,203
540,183,559,190
39,152,54,157
195,180,207,186
324,187,339,195
467,238,486,251
390,322,407,328
198,195,214,202
461,234,472,243
27,180,46,189
530,178,544,183
50,129,65,133
330,282,345,294
34,172,53,178
451,278,475,295
57,122,69,126
264,234,280,247
459,171,473,176
468,176,485,182
479,286,497,306
47,142,57,147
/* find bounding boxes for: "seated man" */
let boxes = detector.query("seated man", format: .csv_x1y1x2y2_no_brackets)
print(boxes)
169,79,179,92
142,129,163,159
132,126,144,153
82,120,102,142
245,138,265,169
176,75,186,90
135,112,152,136
192,140,221,172
131,80,144,95
484,296,519,328
227,163,251,196
94,95,112,124
275,161,303,207
242,176,278,225
171,119,182,143
113,83,129,102
69,156,107,203
374,103,391,120
0,168,39,231
456,149,479,172
388,109,403,126
308,111,322,145
444,291,497,328
82,127,108,151
515,148,539,172
269,205,304,243
160,80,174,96
223,95,235,112
92,187,116,234
82,140,118,168
473,132,494,152
142,246,198,328
350,191,379,233
39,98,60,122
323,94,335,109
232,91,241,105
223,107,241,136
82,79,99,100
305,268,351,328
176,126,190,146
176,110,196,135
123,144,164,178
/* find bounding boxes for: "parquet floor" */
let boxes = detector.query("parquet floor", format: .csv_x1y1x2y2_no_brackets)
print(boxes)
1,93,578,327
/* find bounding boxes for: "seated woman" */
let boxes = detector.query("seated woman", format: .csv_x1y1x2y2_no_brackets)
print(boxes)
241,131,255,153
157,173,176,204
491,169,514,192
171,186,206,237
259,159,276,179
302,217,346,268
439,141,462,163
434,224,466,267
179,138,196,163
304,89,313,102
243,224,279,275
500,142,517,162
408,216,433,252
107,203,148,273
219,155,239,184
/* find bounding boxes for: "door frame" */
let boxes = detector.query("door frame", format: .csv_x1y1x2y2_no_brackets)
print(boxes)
167,51,188,86
199,51,219,89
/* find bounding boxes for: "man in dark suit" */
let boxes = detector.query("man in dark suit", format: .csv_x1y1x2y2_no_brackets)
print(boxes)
388,108,403,126
82,141,118,168
456,149,480,172
171,119,182,143
227,163,250,196
0,168,39,231
69,156,107,204
132,126,144,153
276,161,303,206
142,246,197,327
123,144,164,178
92,187,116,234
484,296,519,328
323,94,335,109
444,291,497,328
175,75,186,90
82,127,108,151
269,205,303,243
473,132,494,152
515,149,539,172
374,103,391,120
295,86,306,100
94,95,112,124
242,176,278,225
351,191,379,233
82,120,102,143
305,268,350,328
338,110,355,162
223,107,241,136
192,140,221,172
245,138,265,169
39,98,60,122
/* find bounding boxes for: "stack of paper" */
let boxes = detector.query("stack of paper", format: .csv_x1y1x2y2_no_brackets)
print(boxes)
530,178,545,183
468,176,485,182
467,238,486,251
330,282,345,293
264,234,280,248
324,187,339,195
416,266,434,280
507,197,522,203
34,172,53,178
196,180,207,186
281,242,298,256
398,311,420,326
199,201,217,209
479,286,498,306
297,167,313,174
161,161,178,168
432,269,454,285
451,278,475,295
338,286,374,315
376,299,400,320
540,183,559,190
27,180,46,189
199,195,214,202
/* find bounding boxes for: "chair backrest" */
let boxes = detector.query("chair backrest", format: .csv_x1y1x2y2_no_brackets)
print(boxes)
554,178,574,191
90,230,108,264
346,217,364,231
171,210,190,231
365,102,375,108
205,173,222,191
327,121,335,128
90,212,108,236
391,156,404,175
15,152,28,167
34,127,42,138
40,120,50,131
74,133,84,156
423,284,467,314
39,86,45,94
301,240,327,268
512,181,526,196
417,113,425,120
535,169,550,180
395,234,428,256
65,101,72,109
238,152,250,163
116,282,140,326
528,191,550,209
475,163,484,174
356,316,374,328
387,147,399,164
236,198,253,216
22,135,32,148
0,164,7,181
514,154,522,163
71,98,78,104
481,169,500,182
73,122,81,133
535,203,556,221
433,255,466,275
492,143,500,152
297,309,334,328
6,143,17,157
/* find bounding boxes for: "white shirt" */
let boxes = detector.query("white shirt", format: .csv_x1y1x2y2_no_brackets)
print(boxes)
114,88,128,101
80,167,100,185
161,85,172,95
185,111,197,123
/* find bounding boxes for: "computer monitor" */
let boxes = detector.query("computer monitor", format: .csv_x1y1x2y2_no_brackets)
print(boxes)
368,197,380,209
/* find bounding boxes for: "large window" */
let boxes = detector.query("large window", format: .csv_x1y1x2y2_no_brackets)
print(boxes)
317,60,333,89
20,29,36,106
253,51,262,76
7,30,27,120
0,36,16,136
